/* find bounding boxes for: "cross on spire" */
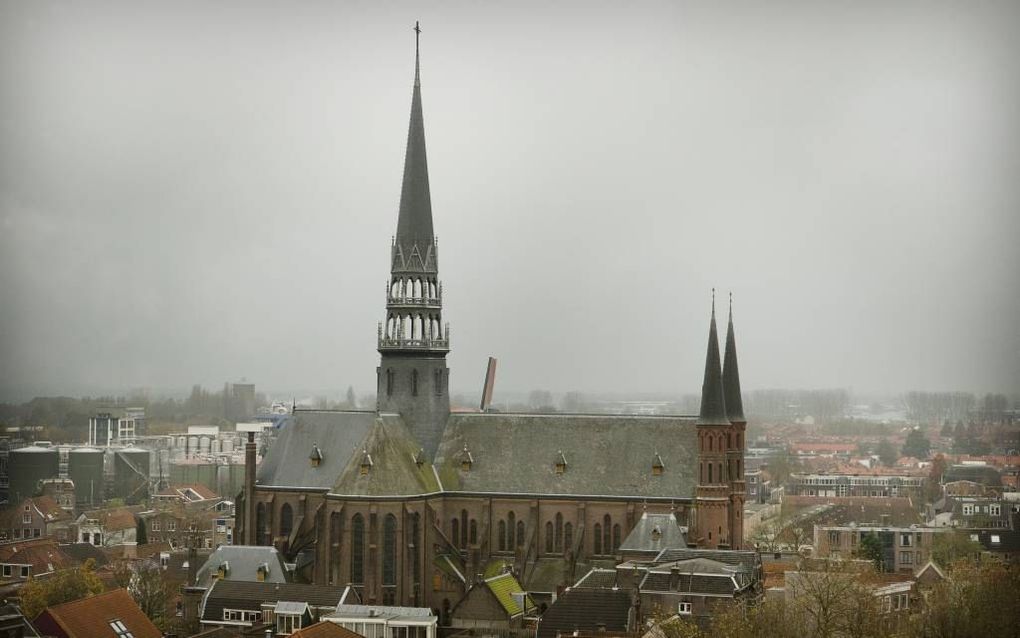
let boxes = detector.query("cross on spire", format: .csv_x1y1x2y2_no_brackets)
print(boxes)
414,21,421,87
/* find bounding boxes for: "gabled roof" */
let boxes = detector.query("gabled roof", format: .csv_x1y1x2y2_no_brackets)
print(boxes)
573,568,619,589
79,507,137,532
484,572,535,617
435,413,697,498
33,588,160,638
202,580,357,622
536,588,633,638
0,538,74,578
619,512,687,554
195,545,288,587
654,548,761,574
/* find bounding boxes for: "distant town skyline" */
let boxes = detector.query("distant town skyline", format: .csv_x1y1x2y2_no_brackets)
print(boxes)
2,1,1019,402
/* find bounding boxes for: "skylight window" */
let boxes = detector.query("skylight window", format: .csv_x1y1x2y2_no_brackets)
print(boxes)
109,619,134,638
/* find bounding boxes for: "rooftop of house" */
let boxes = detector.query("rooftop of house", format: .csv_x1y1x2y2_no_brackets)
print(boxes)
77,507,138,532
33,588,161,638
202,580,359,623
0,538,74,579
536,587,633,638
195,544,288,586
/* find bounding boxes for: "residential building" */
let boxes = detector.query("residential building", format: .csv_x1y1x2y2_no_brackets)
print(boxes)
0,496,73,542
812,524,949,572
32,588,161,638
450,571,535,630
324,604,438,638
199,580,359,635
73,507,137,547
787,473,924,498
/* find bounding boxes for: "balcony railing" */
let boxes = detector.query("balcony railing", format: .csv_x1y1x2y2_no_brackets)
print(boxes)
377,336,450,352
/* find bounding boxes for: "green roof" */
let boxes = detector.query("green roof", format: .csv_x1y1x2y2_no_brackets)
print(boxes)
485,572,534,617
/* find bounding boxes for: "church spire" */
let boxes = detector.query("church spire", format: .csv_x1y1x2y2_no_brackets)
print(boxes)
723,293,745,423
698,290,729,426
394,20,435,268
377,24,450,460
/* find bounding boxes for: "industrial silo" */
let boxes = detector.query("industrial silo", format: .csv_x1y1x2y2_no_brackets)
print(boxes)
8,445,60,503
68,447,105,506
114,447,151,504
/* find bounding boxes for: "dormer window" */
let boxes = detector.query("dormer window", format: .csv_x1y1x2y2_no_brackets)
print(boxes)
360,449,374,475
413,448,426,468
554,451,568,475
653,453,665,476
459,445,474,471
217,561,229,579
651,526,662,542
257,562,269,582
309,444,323,468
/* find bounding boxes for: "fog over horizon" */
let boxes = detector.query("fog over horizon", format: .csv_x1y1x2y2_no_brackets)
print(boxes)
2,1,1019,404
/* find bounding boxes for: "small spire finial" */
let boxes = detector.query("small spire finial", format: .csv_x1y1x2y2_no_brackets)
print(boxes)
729,291,733,317
711,288,716,318
413,21,421,87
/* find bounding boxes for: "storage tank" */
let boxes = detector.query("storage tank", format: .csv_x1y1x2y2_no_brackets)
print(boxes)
221,438,234,454
176,436,187,450
199,436,211,454
8,445,60,502
68,447,104,506
114,447,150,504
187,437,199,456
211,439,221,455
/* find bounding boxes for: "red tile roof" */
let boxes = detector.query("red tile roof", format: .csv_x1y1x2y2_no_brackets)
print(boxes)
32,588,161,638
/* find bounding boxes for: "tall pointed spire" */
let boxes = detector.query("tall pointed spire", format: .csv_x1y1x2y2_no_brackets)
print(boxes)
394,20,434,267
723,292,745,422
698,289,729,426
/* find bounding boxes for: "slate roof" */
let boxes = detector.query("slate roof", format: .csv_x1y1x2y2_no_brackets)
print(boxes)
619,512,687,554
202,580,357,622
573,568,619,589
34,588,160,638
257,410,378,490
393,33,435,268
330,414,441,496
639,558,749,596
697,306,729,426
195,545,288,587
722,304,745,422
435,413,698,498
536,588,633,638
259,410,700,500
654,548,760,574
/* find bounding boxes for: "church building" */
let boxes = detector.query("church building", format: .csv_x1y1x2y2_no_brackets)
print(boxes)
234,26,747,615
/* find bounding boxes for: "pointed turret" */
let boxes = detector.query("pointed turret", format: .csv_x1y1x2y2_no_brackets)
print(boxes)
394,21,435,269
698,291,728,426
723,293,745,423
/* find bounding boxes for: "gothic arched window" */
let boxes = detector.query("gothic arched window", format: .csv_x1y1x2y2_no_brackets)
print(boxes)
564,522,573,552
451,519,459,549
469,519,478,545
613,524,621,552
594,523,602,555
516,521,525,548
280,503,293,538
383,514,397,604
460,510,468,548
603,515,612,554
351,514,365,585
555,513,563,552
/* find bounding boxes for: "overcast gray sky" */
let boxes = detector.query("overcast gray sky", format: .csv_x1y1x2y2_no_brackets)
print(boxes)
1,0,1018,402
